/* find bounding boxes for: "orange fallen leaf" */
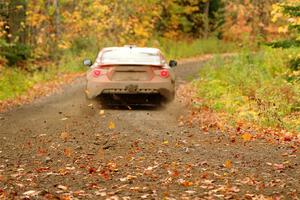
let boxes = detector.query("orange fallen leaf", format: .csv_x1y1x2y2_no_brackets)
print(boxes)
0,189,6,198
172,170,179,177
100,170,110,180
107,162,117,171
60,132,70,141
241,133,252,142
59,195,72,200
64,147,73,157
181,181,193,187
108,121,115,130
58,168,69,176
225,160,232,169
36,148,47,156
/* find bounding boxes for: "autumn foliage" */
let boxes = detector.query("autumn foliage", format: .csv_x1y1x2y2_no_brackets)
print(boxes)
1,0,298,67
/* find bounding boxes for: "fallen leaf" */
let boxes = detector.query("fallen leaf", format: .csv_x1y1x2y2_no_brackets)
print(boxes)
241,133,252,142
100,170,110,180
23,190,40,196
96,148,105,160
64,147,73,157
120,177,127,182
0,189,6,198
108,121,115,130
229,186,240,193
74,190,86,196
16,183,24,188
181,181,193,187
283,134,292,141
89,167,97,174
59,195,72,200
99,110,105,116
95,191,107,196
60,132,70,141
172,170,180,177
141,194,150,199
224,160,232,169
127,175,137,180
57,185,68,191
185,190,196,194
58,168,70,176
274,163,285,170
107,162,118,171
178,121,184,127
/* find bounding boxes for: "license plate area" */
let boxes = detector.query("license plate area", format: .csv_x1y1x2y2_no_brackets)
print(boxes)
111,71,149,81
125,85,138,93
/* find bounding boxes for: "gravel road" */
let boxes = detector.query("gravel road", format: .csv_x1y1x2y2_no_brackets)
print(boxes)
0,60,299,199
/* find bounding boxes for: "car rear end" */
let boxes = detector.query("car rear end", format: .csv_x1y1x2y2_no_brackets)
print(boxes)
85,47,175,104
87,65,174,101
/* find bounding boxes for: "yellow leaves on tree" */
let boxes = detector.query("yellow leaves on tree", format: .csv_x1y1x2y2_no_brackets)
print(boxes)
222,0,279,42
0,20,6,38
271,0,300,37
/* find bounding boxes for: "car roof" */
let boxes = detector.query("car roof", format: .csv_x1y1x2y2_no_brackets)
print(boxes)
99,46,164,66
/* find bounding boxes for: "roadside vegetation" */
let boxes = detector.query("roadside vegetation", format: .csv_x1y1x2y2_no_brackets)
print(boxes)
191,1,300,132
194,47,300,132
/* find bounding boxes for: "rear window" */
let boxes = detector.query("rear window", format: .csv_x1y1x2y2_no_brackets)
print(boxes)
101,49,161,65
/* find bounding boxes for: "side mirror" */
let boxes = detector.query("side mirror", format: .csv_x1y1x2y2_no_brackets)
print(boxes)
83,59,93,67
169,60,177,68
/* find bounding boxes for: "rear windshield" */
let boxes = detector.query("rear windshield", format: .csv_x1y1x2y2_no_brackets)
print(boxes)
101,49,161,65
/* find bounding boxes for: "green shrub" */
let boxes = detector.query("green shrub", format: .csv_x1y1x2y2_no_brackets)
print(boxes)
194,47,300,129
0,43,32,66
289,57,300,71
0,68,34,100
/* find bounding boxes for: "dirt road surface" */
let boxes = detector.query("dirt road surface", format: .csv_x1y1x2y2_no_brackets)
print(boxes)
0,60,299,199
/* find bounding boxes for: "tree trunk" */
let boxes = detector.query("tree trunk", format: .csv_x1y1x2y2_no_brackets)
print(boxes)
53,0,60,39
204,0,210,38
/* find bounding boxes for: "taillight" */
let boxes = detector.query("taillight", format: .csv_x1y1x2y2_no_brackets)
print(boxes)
160,70,169,78
93,69,101,77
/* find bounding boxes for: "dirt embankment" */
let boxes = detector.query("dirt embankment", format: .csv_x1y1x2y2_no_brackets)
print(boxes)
0,59,299,199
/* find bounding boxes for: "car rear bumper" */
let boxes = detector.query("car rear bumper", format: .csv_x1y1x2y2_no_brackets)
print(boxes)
86,79,175,101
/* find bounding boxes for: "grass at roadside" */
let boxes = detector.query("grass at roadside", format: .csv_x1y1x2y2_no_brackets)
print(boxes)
193,47,300,132
0,38,239,102
158,38,239,59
